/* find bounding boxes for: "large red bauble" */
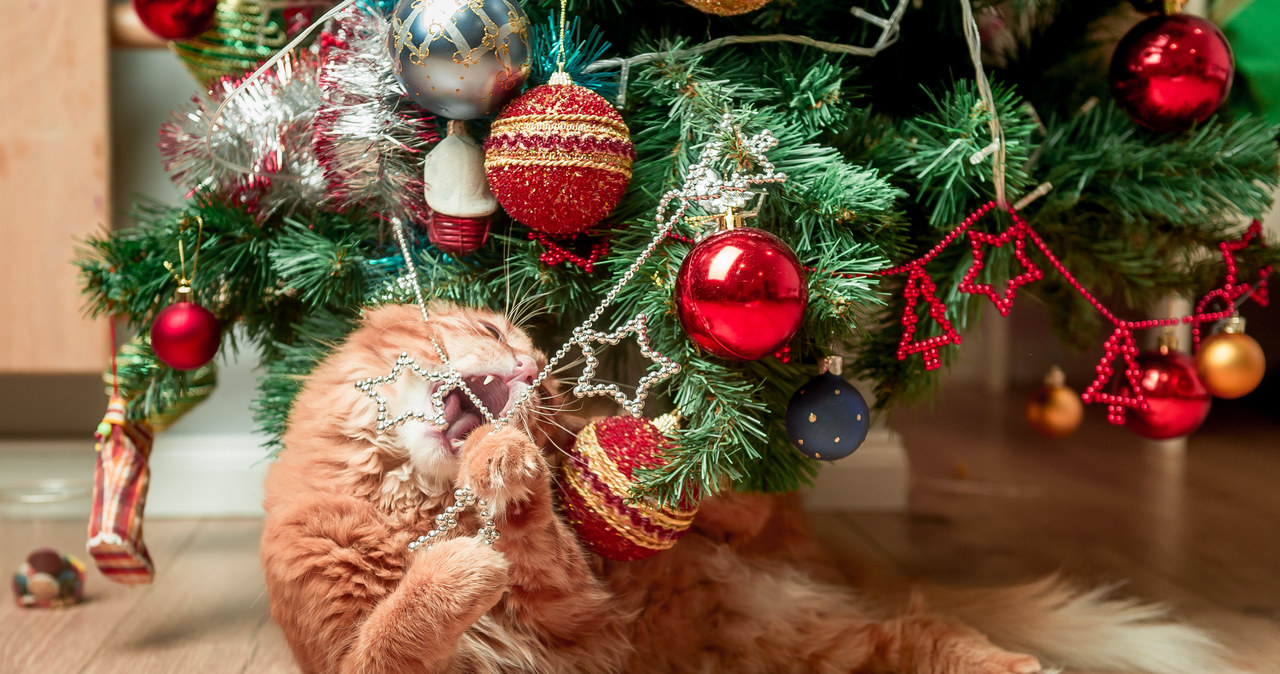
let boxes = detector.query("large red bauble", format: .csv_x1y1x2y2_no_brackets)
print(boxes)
1124,350,1212,440
557,416,698,561
675,227,807,360
150,300,220,370
132,0,218,41
484,83,635,236
1108,14,1233,133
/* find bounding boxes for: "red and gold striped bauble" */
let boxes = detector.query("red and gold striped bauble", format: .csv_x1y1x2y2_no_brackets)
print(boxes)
558,415,697,561
483,81,634,236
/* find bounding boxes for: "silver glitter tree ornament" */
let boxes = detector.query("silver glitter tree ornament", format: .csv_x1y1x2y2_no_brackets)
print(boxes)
387,0,532,119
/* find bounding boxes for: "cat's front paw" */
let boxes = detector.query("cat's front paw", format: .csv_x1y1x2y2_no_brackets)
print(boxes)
459,424,545,515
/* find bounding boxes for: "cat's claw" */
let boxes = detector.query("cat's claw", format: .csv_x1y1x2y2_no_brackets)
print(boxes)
460,424,545,514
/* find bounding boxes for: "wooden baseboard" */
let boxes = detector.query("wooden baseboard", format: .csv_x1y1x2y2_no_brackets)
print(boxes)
801,427,910,511
0,434,270,519
2,425,911,519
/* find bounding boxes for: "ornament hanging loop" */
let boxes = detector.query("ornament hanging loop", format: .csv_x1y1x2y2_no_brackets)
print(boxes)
1163,0,1187,15
164,215,205,295
555,0,570,77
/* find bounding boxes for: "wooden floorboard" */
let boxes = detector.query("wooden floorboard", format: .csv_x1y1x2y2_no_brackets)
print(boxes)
1,387,1276,672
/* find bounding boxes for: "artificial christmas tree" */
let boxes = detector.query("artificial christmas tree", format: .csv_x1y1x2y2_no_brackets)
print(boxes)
80,0,1277,516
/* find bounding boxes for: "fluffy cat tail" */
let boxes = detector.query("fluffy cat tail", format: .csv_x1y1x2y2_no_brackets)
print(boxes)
921,575,1240,674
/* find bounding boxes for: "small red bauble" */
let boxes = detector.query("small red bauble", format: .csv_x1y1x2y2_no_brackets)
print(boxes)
558,416,697,561
1109,13,1234,133
483,82,634,236
150,298,220,370
1123,349,1212,440
132,0,218,41
675,227,808,360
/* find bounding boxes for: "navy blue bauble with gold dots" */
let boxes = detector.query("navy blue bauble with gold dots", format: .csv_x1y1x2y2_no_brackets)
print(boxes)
786,373,870,461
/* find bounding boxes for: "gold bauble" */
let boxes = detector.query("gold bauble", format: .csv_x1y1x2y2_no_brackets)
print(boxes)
1026,367,1084,438
1197,320,1265,399
682,0,772,17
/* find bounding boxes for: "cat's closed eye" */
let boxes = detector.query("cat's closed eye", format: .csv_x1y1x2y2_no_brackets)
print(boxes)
479,321,505,343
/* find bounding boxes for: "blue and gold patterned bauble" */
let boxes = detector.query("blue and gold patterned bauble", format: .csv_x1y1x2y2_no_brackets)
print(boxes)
387,0,531,119
785,359,870,461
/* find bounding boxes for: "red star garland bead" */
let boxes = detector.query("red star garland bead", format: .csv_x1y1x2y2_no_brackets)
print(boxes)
1081,327,1148,424
1192,220,1271,348
958,220,1044,316
896,263,962,371
1253,267,1271,307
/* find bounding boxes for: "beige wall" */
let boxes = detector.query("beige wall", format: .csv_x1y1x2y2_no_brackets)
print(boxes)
0,48,259,438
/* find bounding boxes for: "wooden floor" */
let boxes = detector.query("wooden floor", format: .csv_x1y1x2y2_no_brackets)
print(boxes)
2,387,1279,673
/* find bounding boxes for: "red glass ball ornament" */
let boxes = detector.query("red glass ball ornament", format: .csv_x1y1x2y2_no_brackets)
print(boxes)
150,299,220,370
557,416,698,561
675,227,807,360
1108,14,1233,133
1123,350,1212,440
131,0,218,41
484,83,634,236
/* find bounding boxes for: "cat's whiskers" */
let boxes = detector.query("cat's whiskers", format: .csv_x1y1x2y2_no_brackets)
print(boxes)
504,284,556,331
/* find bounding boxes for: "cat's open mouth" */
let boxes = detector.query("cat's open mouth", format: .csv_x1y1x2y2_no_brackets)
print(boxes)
435,374,528,451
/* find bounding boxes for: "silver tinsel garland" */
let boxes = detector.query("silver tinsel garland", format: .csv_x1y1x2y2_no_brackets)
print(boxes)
314,9,438,224
158,52,328,221
158,6,437,224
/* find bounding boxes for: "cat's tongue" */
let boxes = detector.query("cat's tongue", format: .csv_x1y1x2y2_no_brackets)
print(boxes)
439,375,512,447
444,408,484,443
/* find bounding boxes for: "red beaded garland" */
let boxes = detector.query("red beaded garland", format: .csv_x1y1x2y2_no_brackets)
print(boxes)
813,200,1270,429
529,230,611,273
1081,327,1147,425
958,220,1043,316
557,416,697,561
1192,221,1270,349
484,84,635,236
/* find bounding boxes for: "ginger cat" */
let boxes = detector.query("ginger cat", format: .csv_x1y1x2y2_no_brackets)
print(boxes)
262,304,1231,674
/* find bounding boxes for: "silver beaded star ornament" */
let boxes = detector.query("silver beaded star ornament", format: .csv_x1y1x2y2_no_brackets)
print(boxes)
572,314,681,416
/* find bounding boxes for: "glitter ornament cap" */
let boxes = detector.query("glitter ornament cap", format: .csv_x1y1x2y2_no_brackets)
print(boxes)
484,82,635,236
388,0,532,119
